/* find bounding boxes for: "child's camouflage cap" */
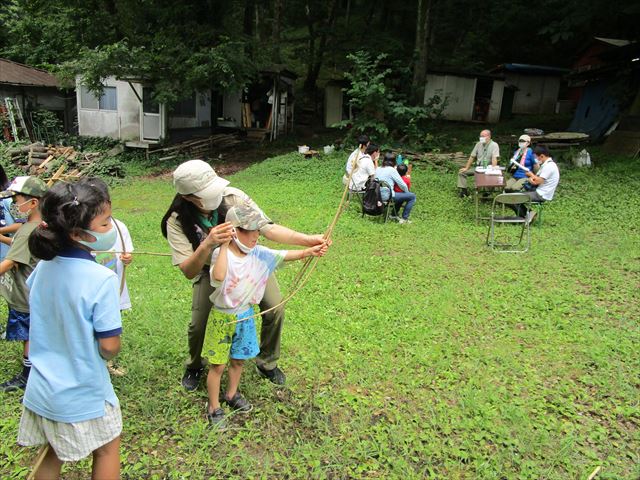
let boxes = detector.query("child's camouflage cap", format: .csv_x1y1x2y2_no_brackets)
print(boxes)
225,204,268,231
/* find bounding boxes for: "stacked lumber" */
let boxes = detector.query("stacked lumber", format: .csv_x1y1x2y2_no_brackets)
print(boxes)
245,128,268,143
389,149,468,169
150,133,242,160
6,142,100,182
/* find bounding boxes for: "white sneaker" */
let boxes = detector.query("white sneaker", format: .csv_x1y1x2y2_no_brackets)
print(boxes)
398,218,412,224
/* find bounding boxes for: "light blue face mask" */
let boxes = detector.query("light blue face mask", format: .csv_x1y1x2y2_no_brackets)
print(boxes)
78,223,117,252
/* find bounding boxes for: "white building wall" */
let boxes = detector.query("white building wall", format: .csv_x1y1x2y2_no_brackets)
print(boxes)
168,92,212,129
487,80,505,123
424,74,476,121
324,84,344,127
508,74,561,114
76,76,141,141
222,91,242,128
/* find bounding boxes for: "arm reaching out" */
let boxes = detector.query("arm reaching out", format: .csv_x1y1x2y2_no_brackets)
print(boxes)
284,243,328,261
0,258,15,276
264,225,332,248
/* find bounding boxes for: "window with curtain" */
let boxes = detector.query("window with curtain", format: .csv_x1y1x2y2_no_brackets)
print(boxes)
79,85,117,111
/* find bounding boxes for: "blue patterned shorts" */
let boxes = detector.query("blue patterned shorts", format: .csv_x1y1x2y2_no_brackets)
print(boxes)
202,306,260,364
6,308,30,341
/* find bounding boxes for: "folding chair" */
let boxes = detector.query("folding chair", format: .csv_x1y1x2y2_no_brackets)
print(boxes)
361,180,397,223
379,181,399,223
346,188,365,211
486,193,531,253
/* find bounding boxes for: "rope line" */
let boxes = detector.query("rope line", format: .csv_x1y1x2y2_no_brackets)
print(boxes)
94,150,362,325
224,150,361,325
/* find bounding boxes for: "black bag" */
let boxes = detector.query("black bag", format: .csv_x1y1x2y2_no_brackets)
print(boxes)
362,176,384,216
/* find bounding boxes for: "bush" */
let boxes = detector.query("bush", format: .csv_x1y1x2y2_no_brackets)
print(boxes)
333,50,448,150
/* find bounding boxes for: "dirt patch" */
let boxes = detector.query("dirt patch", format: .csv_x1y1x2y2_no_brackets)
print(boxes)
142,142,295,179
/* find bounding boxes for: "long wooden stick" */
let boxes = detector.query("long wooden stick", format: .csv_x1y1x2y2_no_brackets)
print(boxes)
587,466,601,480
92,250,173,257
27,444,50,480
224,150,361,325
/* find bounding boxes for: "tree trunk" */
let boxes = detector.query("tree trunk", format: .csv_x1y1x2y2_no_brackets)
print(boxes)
272,0,283,62
243,0,255,36
303,2,317,94
411,0,432,105
303,0,338,95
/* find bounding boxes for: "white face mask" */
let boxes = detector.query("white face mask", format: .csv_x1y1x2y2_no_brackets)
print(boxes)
518,141,527,148
232,236,254,254
197,193,222,211
479,137,487,144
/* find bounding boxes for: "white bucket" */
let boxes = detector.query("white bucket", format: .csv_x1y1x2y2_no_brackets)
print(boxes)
298,145,310,154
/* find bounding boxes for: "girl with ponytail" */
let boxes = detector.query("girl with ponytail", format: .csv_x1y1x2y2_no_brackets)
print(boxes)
18,177,123,479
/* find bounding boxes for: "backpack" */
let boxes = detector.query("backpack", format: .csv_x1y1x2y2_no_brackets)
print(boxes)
362,176,384,216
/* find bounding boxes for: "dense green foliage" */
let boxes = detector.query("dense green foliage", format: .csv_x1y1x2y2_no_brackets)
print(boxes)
334,51,447,146
0,149,637,478
1,0,639,102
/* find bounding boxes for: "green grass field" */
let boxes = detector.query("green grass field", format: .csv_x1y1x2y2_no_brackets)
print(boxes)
0,149,638,479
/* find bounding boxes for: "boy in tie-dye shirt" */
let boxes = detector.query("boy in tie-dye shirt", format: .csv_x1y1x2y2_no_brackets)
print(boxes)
202,204,327,429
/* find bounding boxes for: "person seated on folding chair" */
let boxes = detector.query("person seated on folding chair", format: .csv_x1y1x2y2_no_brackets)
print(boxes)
457,129,500,197
344,143,379,192
505,134,538,192
513,145,560,222
375,153,416,224
343,134,372,188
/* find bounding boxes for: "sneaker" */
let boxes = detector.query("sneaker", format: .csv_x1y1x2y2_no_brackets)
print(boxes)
255,365,286,385
181,367,203,391
458,188,469,198
107,361,127,377
0,372,27,392
207,407,227,430
398,218,412,224
224,392,253,413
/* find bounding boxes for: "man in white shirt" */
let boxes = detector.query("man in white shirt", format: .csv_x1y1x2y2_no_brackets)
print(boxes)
516,145,560,220
345,134,370,176
348,144,379,191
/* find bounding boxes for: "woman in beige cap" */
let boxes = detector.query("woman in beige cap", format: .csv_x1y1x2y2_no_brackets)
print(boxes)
161,160,329,391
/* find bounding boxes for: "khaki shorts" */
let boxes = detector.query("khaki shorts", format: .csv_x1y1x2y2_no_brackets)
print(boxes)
18,402,122,462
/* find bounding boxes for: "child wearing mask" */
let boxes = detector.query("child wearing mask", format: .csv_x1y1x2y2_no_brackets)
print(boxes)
204,204,327,429
0,176,47,392
18,177,123,478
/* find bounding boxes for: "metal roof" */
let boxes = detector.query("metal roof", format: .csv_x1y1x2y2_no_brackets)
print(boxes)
492,64,570,75
0,58,59,88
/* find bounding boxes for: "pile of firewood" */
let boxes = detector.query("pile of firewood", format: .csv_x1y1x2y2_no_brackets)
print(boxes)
6,142,99,182
150,133,242,161
389,149,468,170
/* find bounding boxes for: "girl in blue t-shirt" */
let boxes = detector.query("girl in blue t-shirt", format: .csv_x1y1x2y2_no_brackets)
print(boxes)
19,178,123,479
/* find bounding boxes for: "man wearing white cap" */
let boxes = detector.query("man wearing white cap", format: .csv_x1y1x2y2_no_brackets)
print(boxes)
161,160,329,390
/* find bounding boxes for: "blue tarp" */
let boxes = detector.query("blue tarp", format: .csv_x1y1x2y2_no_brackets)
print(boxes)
569,80,619,139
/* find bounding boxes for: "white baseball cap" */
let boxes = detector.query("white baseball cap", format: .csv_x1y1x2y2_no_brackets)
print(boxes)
173,160,230,209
